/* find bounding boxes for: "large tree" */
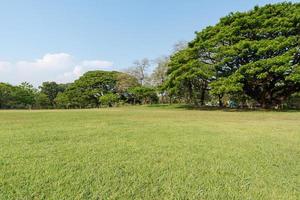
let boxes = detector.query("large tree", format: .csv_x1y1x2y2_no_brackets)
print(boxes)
63,70,140,108
64,71,118,107
166,2,300,108
204,3,300,108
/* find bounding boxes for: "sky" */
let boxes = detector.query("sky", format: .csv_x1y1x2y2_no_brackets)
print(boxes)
0,0,298,86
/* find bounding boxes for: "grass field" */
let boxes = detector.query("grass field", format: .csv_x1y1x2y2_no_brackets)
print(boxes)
0,106,299,199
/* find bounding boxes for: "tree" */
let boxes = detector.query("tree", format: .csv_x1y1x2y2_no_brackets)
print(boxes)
126,58,150,85
128,86,158,104
35,92,51,108
165,2,300,108
99,93,119,107
198,2,300,108
39,82,68,107
115,72,140,103
151,56,169,86
0,83,14,109
54,92,70,109
173,40,188,53
12,82,36,108
0,82,37,109
116,73,140,93
164,47,214,106
63,70,118,108
209,77,243,107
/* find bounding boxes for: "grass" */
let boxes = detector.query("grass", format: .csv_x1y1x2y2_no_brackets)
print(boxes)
0,106,299,199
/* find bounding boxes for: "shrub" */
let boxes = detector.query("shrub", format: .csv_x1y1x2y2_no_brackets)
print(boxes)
99,93,119,107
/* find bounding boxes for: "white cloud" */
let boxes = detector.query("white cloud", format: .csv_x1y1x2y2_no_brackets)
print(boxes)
57,59,114,83
0,53,114,87
16,53,73,70
81,60,113,68
0,61,11,72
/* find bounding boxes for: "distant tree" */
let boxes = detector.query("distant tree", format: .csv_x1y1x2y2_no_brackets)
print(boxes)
39,82,67,107
116,73,140,93
99,93,119,107
115,73,140,103
151,56,169,86
54,92,70,109
128,86,158,104
12,82,36,108
126,58,150,85
64,70,118,108
0,83,14,109
35,92,51,108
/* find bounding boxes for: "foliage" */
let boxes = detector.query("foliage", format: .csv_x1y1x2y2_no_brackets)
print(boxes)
201,3,300,107
0,82,36,109
164,2,300,108
63,70,118,108
116,73,140,93
12,82,36,108
60,70,143,108
35,92,51,108
99,93,119,107
165,47,214,105
128,86,158,104
0,83,14,109
54,92,70,109
1,3,299,109
39,82,68,107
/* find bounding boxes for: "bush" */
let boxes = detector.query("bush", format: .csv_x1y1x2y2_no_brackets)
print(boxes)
99,93,119,107
128,86,159,104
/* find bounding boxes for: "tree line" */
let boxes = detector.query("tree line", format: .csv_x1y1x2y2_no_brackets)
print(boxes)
0,2,299,109
0,70,160,109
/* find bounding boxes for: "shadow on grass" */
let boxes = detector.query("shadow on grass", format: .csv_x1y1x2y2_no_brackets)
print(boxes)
146,104,300,112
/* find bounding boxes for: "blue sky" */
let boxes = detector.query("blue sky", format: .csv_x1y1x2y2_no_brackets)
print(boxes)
0,0,298,86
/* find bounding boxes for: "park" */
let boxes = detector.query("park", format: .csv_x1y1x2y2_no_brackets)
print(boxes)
0,1,299,199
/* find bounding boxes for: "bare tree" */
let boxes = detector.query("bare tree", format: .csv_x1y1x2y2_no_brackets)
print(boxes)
173,40,188,53
126,58,150,85
151,56,170,86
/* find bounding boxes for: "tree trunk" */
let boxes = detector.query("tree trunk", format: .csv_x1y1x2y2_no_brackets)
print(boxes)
218,94,223,107
200,82,207,106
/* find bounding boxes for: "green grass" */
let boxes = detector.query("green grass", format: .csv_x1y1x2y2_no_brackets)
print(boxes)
0,106,299,199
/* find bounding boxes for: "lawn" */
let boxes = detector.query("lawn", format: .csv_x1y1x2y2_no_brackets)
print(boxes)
0,106,299,199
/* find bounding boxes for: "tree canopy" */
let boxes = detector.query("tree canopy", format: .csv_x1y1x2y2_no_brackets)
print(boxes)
164,2,300,108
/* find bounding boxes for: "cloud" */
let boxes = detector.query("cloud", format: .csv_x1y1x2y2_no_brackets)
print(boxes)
16,53,73,70
81,60,113,68
0,61,11,72
57,59,114,83
0,53,114,87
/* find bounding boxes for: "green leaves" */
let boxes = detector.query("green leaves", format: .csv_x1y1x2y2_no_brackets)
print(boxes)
166,2,300,108
99,93,119,107
128,86,158,104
